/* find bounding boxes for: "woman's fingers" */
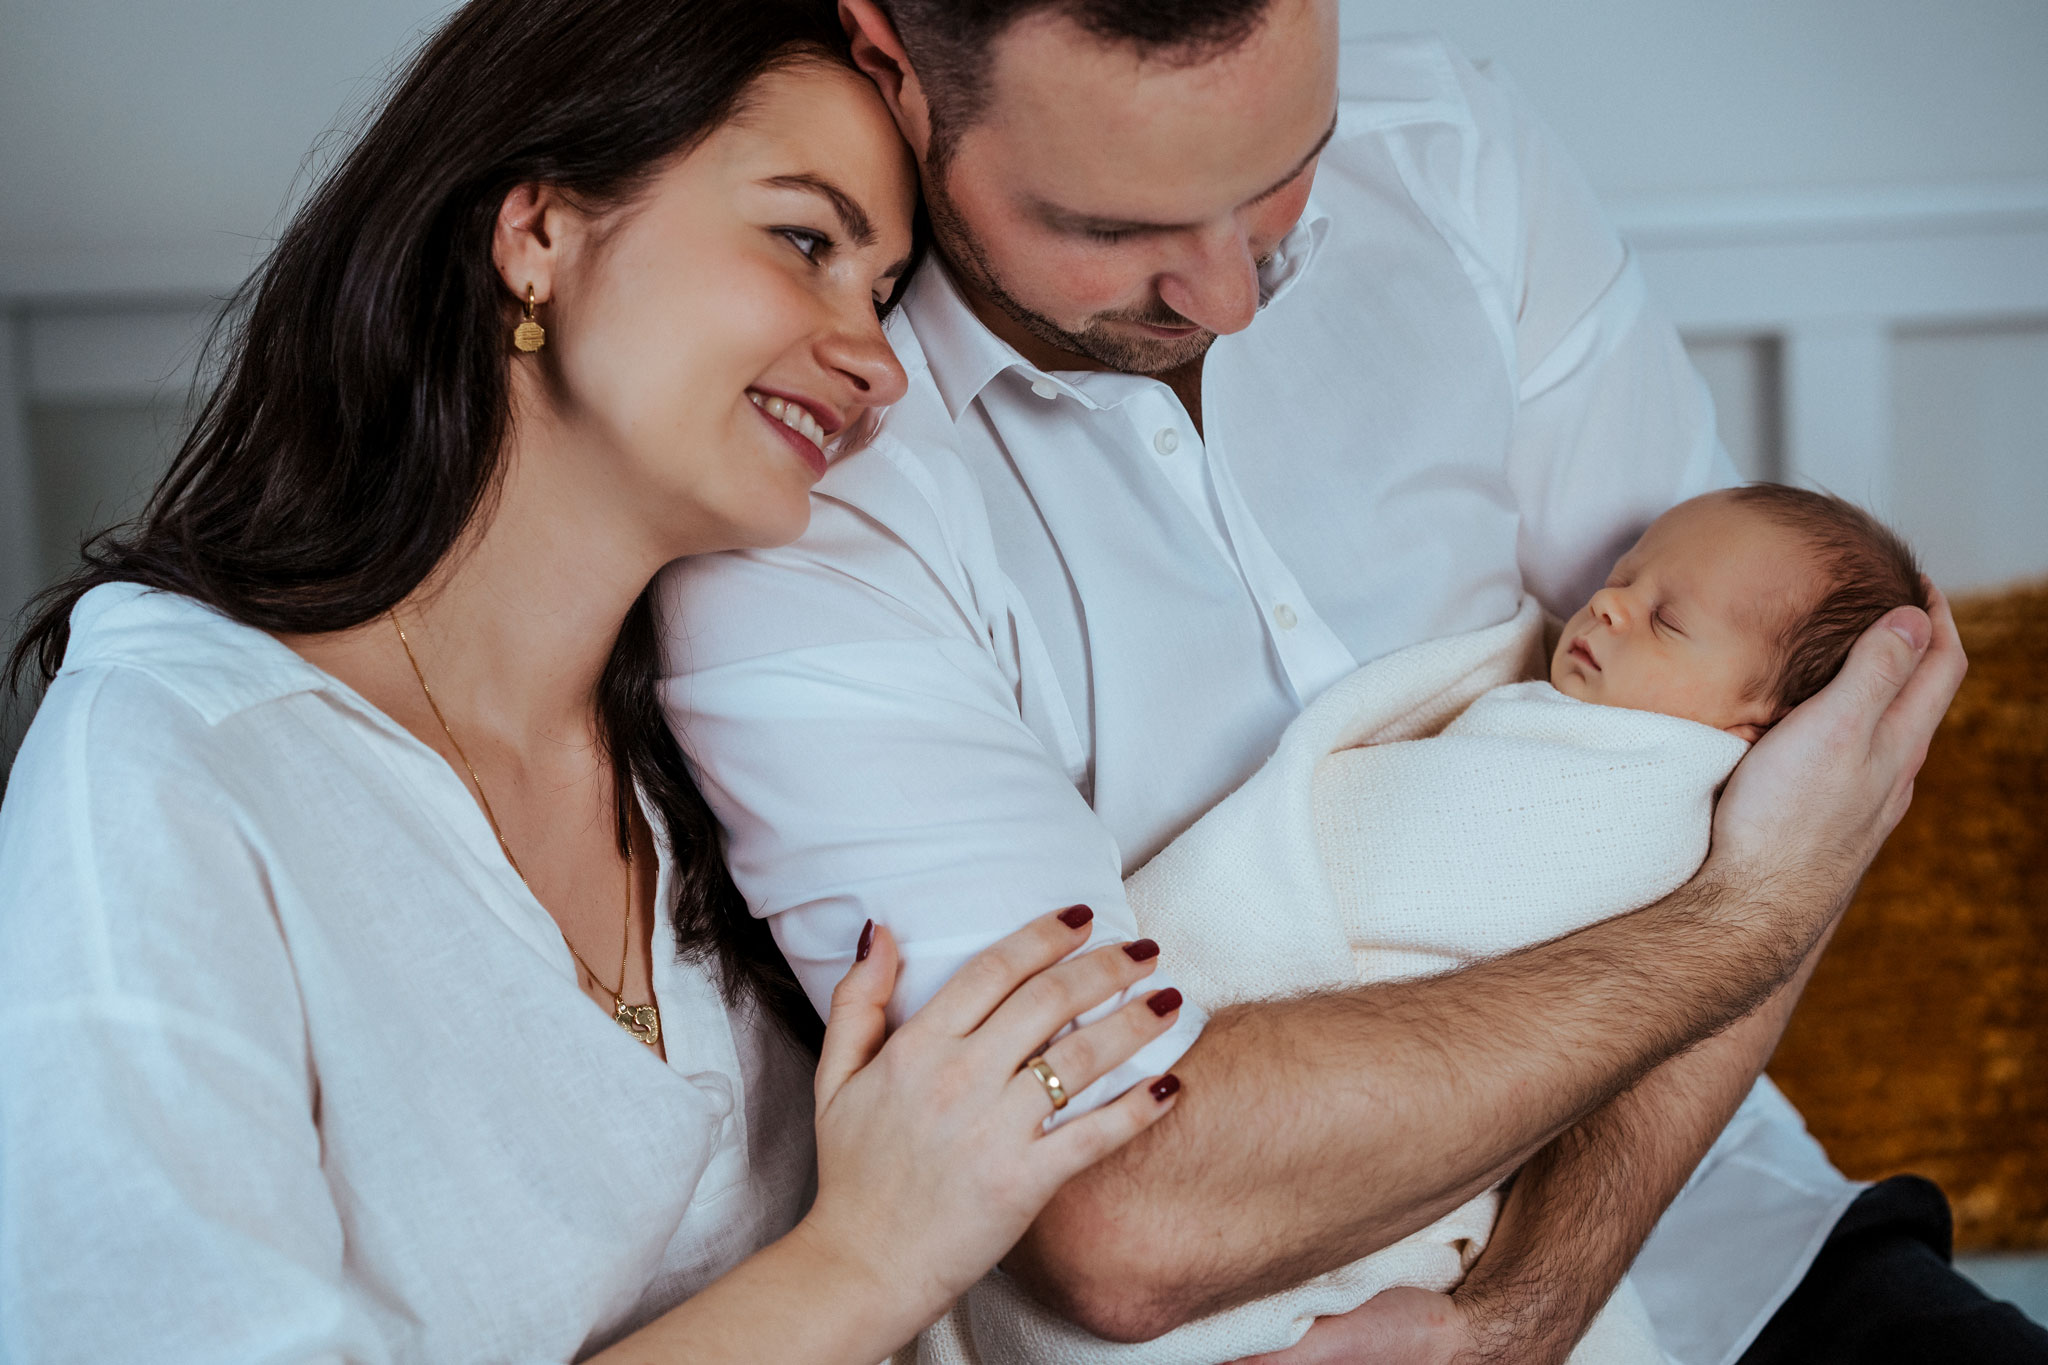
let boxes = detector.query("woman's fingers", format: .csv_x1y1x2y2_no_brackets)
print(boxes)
1033,1068,1182,1181
973,936,1162,1073
907,906,1099,1038
1010,985,1183,1123
814,920,897,1110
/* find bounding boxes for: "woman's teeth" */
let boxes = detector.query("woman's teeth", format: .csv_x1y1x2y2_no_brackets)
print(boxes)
749,392,827,449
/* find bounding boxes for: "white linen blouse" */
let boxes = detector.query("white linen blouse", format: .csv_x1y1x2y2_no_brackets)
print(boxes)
0,583,817,1364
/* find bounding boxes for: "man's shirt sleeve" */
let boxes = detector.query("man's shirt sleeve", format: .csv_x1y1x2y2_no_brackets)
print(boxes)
1449,57,1741,617
657,442,1204,1119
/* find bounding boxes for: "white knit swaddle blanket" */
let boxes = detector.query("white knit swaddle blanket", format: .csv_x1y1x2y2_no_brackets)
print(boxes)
907,601,1748,1365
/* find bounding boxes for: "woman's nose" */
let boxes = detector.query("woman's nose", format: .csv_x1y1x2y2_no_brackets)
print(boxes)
818,306,909,411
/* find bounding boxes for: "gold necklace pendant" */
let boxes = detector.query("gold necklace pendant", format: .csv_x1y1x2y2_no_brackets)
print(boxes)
615,1000,662,1046
390,609,660,1050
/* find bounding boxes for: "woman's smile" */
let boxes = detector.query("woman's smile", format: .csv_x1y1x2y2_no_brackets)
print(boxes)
748,389,834,478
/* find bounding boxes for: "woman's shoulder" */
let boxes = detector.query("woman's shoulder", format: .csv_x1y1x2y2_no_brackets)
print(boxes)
17,583,359,796
3,584,349,949
44,583,334,733
1,585,322,1051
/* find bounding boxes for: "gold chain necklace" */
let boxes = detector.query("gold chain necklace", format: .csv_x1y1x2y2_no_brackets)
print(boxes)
390,611,661,1047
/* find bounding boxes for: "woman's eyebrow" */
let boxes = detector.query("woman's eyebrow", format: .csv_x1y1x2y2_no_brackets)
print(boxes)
759,172,875,247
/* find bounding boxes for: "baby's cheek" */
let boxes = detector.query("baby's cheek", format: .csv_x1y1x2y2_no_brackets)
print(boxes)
1598,657,1688,718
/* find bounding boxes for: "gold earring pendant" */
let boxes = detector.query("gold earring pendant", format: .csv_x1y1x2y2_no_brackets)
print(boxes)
514,284,547,352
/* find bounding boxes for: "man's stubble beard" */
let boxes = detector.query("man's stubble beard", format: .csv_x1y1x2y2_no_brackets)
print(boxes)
923,164,1217,377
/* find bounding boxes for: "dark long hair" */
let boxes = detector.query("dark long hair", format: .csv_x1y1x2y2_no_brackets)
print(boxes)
8,0,849,1048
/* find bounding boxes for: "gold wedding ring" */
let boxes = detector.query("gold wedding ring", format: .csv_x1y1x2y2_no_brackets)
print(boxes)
1024,1055,1069,1111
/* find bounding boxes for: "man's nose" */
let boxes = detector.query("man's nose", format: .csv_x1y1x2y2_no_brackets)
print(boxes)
1156,221,1262,338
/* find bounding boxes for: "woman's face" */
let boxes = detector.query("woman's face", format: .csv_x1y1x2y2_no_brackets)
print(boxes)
514,59,916,556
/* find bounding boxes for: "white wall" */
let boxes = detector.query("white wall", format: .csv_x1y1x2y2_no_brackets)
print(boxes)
0,0,456,297
1338,0,2048,197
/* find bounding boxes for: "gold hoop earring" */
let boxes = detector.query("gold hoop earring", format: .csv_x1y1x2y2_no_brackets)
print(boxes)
514,283,547,352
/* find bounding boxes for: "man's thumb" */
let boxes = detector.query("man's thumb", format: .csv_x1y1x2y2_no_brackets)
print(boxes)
1839,605,1931,711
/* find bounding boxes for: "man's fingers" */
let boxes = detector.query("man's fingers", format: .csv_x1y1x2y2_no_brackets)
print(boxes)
1226,1288,1467,1364
1764,603,1931,762
1874,585,1967,772
815,921,897,1109
1853,605,1931,706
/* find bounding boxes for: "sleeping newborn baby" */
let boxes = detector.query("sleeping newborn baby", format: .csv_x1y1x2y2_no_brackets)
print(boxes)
1322,481,1930,988
917,485,1925,1365
1551,480,1913,742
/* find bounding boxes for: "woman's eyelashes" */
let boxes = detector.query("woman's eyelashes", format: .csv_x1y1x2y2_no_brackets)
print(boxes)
776,226,833,261
776,223,905,320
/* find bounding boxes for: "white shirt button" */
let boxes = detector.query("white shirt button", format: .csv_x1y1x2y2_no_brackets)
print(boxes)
1153,427,1181,456
1030,379,1059,400
1272,602,1298,630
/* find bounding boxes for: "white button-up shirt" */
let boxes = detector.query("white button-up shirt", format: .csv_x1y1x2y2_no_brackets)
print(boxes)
0,584,816,1363
660,36,1856,1365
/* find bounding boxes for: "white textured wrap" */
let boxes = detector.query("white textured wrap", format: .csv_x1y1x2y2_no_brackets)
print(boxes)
910,601,1747,1365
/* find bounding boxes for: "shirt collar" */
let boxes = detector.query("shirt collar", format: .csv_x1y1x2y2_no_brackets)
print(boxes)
899,193,1332,424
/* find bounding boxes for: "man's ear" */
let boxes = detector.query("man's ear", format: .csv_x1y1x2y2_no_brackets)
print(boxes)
839,0,936,160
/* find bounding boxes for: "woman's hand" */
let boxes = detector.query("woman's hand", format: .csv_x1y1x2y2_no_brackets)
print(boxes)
794,908,1186,1338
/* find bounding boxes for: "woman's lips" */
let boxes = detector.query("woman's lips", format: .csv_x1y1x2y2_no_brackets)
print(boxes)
750,400,828,479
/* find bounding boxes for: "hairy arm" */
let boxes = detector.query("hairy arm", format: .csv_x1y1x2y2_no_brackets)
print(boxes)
1451,925,1836,1364
1006,876,1793,1340
1007,601,1959,1342
1229,932,1831,1365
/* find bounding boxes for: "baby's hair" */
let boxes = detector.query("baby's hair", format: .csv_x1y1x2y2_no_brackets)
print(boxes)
1728,483,1929,716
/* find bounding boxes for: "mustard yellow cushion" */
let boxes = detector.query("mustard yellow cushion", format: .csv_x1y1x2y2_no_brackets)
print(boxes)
1770,581,2048,1251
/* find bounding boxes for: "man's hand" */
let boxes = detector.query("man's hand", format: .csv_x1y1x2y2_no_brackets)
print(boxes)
1706,588,1962,945
1229,1288,1488,1365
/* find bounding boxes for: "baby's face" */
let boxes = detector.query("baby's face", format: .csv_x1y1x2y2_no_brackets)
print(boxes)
1550,492,1813,740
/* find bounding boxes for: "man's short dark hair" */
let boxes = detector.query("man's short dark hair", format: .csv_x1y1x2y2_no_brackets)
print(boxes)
878,0,1276,169
1730,483,1930,716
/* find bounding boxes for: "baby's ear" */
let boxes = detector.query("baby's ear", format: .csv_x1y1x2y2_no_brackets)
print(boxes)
1723,720,1767,743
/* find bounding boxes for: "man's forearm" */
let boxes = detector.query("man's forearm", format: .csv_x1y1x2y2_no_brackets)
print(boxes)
1454,927,1833,1363
1006,871,1823,1341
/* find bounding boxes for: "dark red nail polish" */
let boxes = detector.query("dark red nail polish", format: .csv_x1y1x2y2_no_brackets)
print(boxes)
1147,988,1182,1018
856,919,874,962
1149,1074,1181,1102
1122,938,1160,962
1057,904,1094,929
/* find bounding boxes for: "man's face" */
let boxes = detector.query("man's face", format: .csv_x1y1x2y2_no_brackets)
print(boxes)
924,0,1339,375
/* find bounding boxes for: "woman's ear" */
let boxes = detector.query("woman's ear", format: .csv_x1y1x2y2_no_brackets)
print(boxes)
491,182,568,306
839,0,935,159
